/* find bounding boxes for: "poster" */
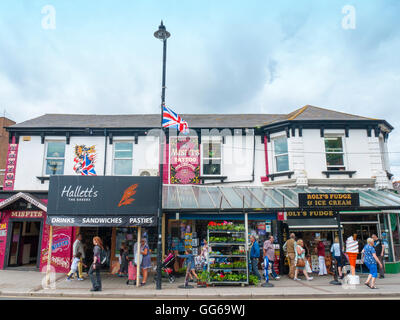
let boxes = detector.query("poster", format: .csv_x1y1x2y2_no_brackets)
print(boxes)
40,224,74,274
169,136,200,184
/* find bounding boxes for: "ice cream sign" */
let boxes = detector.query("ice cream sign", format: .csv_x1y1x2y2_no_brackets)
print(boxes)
51,233,70,253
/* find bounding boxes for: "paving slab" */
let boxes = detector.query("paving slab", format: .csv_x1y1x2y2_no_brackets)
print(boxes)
1,269,400,299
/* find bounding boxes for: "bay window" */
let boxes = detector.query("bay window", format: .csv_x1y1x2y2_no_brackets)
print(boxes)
44,141,66,175
324,136,345,170
113,142,133,175
273,137,289,172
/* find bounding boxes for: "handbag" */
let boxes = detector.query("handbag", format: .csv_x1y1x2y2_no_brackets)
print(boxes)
296,258,305,268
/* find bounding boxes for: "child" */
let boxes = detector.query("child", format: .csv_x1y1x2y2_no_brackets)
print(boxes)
178,249,198,282
118,245,129,277
67,252,87,281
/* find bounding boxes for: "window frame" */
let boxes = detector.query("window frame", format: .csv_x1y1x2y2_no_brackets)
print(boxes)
272,136,290,173
324,135,347,171
43,140,66,176
112,140,134,176
201,137,223,176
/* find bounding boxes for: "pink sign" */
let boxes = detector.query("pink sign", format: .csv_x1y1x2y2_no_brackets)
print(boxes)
169,137,200,184
40,223,74,274
4,141,18,191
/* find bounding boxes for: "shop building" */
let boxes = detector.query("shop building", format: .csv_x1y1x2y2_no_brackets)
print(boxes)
1,105,400,275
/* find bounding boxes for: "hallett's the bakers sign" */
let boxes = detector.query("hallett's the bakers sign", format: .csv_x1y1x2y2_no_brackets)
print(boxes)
47,176,159,227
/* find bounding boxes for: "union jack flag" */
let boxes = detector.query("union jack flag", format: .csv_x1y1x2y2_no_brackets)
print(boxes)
162,105,189,133
74,154,97,176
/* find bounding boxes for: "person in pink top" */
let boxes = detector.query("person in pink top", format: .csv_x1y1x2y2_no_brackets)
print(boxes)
315,238,327,276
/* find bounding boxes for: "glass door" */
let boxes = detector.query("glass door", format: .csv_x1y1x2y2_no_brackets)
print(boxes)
8,222,22,266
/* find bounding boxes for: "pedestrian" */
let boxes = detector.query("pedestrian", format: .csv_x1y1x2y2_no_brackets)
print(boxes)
371,234,385,278
200,239,210,271
250,235,261,280
315,238,327,276
178,248,199,282
73,233,85,278
140,238,152,286
118,244,129,277
263,235,280,280
66,252,87,281
294,239,313,281
330,237,343,279
362,238,383,289
345,233,359,276
89,236,103,292
283,233,296,279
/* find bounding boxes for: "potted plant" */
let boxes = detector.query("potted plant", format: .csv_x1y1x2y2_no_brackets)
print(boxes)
197,271,209,287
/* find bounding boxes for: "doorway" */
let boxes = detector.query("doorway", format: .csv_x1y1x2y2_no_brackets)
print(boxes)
7,220,42,268
79,227,112,271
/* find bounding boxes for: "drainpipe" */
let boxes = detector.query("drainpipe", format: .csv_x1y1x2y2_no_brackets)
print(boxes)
103,129,107,176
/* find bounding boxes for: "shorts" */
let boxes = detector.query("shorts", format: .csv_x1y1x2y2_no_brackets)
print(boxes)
334,256,343,267
365,263,378,278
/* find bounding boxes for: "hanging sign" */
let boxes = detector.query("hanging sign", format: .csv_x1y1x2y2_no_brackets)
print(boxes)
47,176,159,226
298,193,359,209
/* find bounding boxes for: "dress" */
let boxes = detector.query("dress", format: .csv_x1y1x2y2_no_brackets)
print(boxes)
363,244,378,278
295,245,306,270
140,244,152,270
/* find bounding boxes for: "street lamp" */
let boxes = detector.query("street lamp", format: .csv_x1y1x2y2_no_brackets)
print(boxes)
154,20,170,290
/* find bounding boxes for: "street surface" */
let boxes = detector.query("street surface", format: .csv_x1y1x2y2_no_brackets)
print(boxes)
0,269,399,299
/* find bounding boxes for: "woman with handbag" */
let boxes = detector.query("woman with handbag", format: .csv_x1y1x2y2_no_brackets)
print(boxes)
294,239,313,281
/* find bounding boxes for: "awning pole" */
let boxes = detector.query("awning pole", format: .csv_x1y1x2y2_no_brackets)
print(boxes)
387,214,396,262
243,196,249,284
136,226,141,288
46,225,53,286
337,212,344,256
162,214,166,258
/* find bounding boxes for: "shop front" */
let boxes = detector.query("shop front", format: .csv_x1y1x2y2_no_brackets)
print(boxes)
0,192,75,274
46,175,160,280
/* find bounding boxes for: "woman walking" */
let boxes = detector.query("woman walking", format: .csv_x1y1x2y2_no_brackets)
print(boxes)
294,239,313,281
330,237,343,279
89,236,103,292
362,238,383,289
140,238,152,286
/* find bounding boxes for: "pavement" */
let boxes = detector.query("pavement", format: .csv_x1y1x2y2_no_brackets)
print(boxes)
0,269,399,299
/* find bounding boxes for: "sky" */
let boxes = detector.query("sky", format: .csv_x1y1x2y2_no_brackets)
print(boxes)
0,0,400,177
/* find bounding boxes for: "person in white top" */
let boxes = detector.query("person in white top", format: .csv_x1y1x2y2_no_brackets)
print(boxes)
73,234,85,278
345,234,359,276
330,237,343,279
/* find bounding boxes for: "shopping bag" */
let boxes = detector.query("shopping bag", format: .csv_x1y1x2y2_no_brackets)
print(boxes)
305,260,312,273
128,261,137,281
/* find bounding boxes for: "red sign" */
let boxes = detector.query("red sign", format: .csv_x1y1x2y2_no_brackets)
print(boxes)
277,212,287,221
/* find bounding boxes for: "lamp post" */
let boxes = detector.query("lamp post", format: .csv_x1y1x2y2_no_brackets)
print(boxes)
154,21,170,290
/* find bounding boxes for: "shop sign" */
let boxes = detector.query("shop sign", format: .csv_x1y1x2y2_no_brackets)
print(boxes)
170,136,200,184
47,215,156,227
298,193,359,209
286,210,337,219
48,176,160,226
10,211,43,218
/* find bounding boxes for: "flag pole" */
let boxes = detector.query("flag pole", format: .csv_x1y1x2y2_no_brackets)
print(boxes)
154,21,170,290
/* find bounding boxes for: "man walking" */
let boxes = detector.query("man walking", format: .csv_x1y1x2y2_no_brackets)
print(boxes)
372,234,385,278
283,233,296,279
250,235,261,280
73,233,85,279
263,235,280,280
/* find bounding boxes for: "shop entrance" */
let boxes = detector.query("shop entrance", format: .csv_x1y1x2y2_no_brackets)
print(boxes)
79,227,112,271
7,220,42,269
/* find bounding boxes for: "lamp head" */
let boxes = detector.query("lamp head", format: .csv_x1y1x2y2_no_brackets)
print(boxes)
154,20,171,40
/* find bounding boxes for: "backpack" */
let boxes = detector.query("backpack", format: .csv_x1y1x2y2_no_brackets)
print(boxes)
99,248,108,266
